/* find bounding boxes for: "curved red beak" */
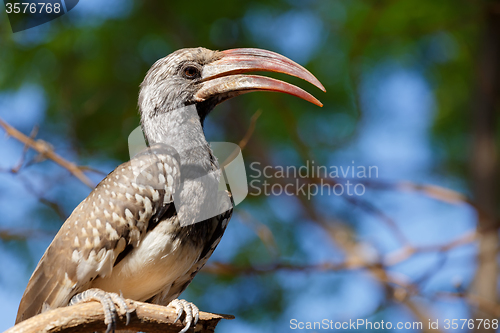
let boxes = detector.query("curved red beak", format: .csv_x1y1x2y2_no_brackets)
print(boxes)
194,48,325,107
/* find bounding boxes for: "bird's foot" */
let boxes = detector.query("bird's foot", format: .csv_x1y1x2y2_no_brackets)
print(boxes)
69,288,133,333
168,299,200,333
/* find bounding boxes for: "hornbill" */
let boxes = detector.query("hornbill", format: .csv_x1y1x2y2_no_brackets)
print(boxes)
15,47,325,332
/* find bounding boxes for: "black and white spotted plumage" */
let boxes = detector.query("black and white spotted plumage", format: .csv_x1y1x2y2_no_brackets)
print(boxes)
16,143,232,322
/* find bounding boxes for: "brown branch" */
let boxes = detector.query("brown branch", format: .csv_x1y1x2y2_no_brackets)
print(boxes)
78,165,109,176
360,179,500,227
203,261,371,276
236,209,279,258
358,179,469,205
0,228,56,241
4,300,234,333
238,109,262,151
384,231,477,266
437,291,500,318
10,125,39,173
16,176,68,221
0,118,94,188
203,229,476,277
469,3,500,330
220,109,262,168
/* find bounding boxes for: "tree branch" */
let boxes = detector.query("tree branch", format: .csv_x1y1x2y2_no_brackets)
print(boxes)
4,300,234,333
0,118,94,188
470,2,500,331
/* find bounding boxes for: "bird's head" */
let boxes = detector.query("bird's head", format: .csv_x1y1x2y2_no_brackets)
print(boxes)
138,47,325,127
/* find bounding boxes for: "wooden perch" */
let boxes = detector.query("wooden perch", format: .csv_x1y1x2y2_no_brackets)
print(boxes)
4,300,234,333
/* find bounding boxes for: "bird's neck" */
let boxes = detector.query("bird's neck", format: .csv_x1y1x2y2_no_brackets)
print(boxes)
141,105,223,228
140,105,218,172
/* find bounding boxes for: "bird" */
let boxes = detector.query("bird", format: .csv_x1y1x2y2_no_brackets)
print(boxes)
15,47,325,332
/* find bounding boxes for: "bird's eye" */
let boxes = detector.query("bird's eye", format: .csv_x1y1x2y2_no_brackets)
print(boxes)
183,66,199,79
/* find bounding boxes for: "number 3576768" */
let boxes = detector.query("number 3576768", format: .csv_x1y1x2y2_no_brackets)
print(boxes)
444,319,499,330
5,2,61,14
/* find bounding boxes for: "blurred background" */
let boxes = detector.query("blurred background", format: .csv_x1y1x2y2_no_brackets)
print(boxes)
1,0,499,332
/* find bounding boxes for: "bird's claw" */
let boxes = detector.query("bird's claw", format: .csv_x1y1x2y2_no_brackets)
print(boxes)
109,291,133,326
69,288,133,333
168,299,200,333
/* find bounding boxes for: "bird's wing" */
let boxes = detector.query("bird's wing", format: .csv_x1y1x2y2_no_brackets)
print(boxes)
16,144,181,323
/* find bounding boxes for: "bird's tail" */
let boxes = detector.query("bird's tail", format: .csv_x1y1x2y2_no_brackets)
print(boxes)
16,250,76,323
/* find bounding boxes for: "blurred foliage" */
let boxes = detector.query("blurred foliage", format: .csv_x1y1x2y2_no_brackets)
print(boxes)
0,0,497,332
0,0,482,171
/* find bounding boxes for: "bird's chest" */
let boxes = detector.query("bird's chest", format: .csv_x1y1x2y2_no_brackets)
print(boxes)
90,215,217,302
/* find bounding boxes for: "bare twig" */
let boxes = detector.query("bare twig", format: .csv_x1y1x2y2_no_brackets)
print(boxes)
360,179,500,226
238,109,262,150
437,291,500,318
236,209,279,257
16,175,68,221
220,109,262,168
203,229,476,276
5,300,234,333
0,228,56,241
0,118,94,188
385,231,477,266
10,125,39,173
78,165,108,176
